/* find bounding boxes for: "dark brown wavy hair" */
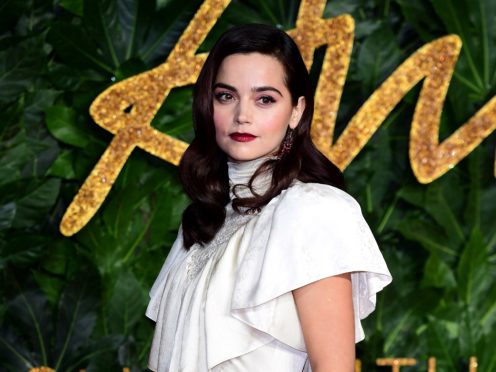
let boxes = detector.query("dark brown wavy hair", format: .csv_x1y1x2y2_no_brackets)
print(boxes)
179,24,345,249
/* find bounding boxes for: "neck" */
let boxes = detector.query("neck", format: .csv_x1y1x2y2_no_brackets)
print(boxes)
227,157,274,199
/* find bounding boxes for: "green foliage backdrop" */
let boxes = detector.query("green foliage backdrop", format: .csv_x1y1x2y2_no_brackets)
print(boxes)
0,0,495,371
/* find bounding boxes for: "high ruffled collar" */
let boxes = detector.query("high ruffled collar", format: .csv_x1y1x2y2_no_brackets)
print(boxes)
227,157,273,199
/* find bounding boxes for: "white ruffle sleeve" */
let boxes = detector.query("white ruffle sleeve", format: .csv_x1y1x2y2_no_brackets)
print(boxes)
146,226,187,323
206,182,392,367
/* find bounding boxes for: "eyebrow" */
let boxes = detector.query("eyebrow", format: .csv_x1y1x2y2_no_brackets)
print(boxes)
213,82,284,97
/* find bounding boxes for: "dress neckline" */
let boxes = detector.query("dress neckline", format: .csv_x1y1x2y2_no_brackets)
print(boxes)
227,157,274,199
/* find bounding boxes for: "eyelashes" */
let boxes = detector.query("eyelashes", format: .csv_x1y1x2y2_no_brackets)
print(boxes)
213,91,277,105
258,95,275,104
214,92,233,102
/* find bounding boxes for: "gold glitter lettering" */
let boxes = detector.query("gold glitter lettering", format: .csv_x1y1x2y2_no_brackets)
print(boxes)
428,357,436,372
60,0,496,236
329,35,496,183
354,359,362,372
287,1,354,156
376,358,417,372
469,356,478,372
60,0,230,236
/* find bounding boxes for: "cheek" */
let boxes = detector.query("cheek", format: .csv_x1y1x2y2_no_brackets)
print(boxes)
213,105,231,133
261,107,292,133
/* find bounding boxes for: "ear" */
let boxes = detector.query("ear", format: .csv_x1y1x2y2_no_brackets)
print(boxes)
289,96,306,129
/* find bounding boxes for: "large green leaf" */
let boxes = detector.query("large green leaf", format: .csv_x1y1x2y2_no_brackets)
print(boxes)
324,0,361,17
424,182,465,246
477,330,496,371
0,36,47,104
33,240,80,305
397,215,457,258
457,228,490,306
0,132,59,189
0,268,102,371
46,150,78,180
0,330,36,372
421,253,456,289
107,270,147,334
0,235,48,269
60,0,84,17
64,335,123,371
83,0,126,67
45,105,90,148
0,0,28,33
138,0,202,63
481,185,496,252
0,202,15,231
53,271,100,370
397,179,466,251
426,316,459,370
3,288,52,367
11,178,61,228
458,306,482,358
394,0,445,41
431,0,496,95
356,25,402,95
479,282,496,334
151,86,193,136
48,21,113,73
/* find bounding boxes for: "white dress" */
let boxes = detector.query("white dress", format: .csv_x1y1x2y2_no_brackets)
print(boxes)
146,158,392,372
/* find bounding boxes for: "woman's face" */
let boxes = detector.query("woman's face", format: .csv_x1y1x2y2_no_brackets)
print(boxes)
213,52,305,162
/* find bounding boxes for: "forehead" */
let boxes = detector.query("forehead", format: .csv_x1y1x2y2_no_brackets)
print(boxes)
215,53,287,88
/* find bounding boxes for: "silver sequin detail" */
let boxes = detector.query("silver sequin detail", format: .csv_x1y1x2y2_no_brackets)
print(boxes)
186,210,254,279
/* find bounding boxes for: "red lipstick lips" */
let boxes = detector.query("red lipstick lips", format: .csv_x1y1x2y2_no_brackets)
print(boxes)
229,132,257,142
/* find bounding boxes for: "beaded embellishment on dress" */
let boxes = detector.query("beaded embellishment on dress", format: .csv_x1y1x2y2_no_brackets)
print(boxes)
184,157,271,280
185,210,254,279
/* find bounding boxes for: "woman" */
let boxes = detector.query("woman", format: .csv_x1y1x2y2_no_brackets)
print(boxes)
146,24,392,372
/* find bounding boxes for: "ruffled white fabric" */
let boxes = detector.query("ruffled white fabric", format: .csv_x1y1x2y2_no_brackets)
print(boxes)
146,158,392,372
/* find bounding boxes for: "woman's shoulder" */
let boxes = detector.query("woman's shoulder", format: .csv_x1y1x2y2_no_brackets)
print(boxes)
273,181,362,216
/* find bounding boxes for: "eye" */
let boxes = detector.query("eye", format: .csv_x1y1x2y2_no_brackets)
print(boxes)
258,95,276,105
214,92,234,103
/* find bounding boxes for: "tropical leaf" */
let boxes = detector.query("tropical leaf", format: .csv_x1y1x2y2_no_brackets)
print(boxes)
64,335,123,372
0,235,48,269
11,178,61,228
53,272,100,371
45,105,91,148
324,0,361,17
421,253,457,289
456,228,490,306
0,267,104,371
0,202,15,231
83,0,128,67
431,0,493,96
60,0,84,17
394,0,445,41
48,21,114,73
46,150,78,180
0,36,47,104
426,316,459,371
397,215,456,259
0,0,28,33
356,25,402,96
107,270,147,335
3,288,52,367
138,0,202,63
479,282,496,334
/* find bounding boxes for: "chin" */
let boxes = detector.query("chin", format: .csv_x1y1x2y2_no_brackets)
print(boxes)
228,155,258,162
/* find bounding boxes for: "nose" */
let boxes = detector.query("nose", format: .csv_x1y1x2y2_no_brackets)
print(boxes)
235,98,252,124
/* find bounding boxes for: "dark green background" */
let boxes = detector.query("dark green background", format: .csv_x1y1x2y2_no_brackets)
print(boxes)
0,0,495,370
